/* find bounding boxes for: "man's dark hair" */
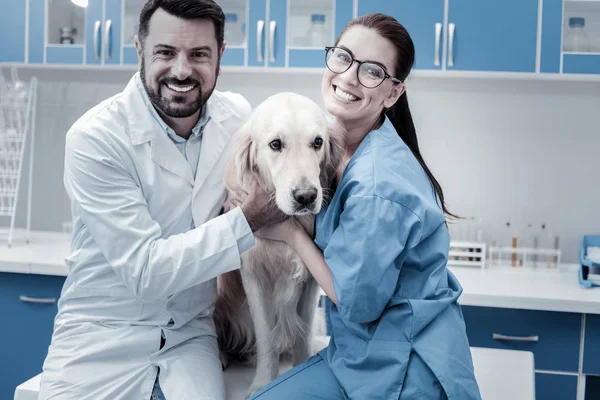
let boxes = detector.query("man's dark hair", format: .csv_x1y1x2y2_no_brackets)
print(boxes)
138,0,225,49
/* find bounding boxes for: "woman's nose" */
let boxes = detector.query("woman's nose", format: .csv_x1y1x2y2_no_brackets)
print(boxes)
338,62,359,86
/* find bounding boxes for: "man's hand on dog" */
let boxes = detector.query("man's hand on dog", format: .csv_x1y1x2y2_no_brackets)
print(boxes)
230,177,288,232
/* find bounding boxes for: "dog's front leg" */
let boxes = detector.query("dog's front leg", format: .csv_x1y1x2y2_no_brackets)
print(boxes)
292,278,320,366
240,267,278,398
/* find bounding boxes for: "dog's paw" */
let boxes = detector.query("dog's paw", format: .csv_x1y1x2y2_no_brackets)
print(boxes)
245,379,269,399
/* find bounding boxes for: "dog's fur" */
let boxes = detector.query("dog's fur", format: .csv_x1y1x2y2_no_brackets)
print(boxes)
214,92,343,397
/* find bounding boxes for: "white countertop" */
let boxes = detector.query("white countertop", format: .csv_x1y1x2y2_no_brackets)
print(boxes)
1,231,599,314
0,230,71,276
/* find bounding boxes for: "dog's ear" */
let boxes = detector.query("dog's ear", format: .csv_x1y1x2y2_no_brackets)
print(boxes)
229,121,257,190
321,117,345,190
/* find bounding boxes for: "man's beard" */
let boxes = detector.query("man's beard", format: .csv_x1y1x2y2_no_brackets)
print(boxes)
140,56,218,119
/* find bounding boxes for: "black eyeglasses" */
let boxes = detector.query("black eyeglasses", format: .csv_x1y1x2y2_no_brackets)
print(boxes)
324,46,403,88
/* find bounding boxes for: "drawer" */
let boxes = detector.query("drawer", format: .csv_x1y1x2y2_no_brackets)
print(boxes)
535,373,578,400
461,306,581,372
0,272,65,400
583,314,600,375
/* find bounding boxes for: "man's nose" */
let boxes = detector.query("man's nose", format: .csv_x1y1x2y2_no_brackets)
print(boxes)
172,54,192,80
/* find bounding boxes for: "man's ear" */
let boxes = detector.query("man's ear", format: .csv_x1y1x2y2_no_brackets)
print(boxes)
134,36,143,72
383,82,406,109
218,42,226,76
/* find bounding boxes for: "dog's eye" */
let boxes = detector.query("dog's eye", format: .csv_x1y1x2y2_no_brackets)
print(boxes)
313,137,323,149
269,139,282,151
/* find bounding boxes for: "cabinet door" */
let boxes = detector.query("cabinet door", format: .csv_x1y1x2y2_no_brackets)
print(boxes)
0,1,26,62
540,0,562,73
0,273,65,400
357,0,445,71
122,0,142,65
45,0,89,64
266,0,286,67
221,0,248,66
29,0,46,63
535,373,578,400
84,0,104,65
103,0,123,65
461,306,582,372
447,0,539,72
583,314,600,375
247,0,267,66
287,0,351,68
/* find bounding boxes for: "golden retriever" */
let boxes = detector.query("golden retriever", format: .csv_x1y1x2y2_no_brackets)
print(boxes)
214,92,343,397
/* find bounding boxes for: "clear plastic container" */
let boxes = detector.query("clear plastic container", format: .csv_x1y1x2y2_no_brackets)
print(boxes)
224,13,243,46
564,17,589,52
307,14,329,48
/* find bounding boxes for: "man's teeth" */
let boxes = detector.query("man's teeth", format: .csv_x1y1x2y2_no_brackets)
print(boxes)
166,83,195,93
334,86,358,101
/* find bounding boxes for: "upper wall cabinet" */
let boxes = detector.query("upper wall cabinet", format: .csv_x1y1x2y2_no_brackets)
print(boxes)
2,0,600,76
26,0,122,65
0,2,27,62
446,0,539,72
357,0,445,71
561,0,600,74
357,0,539,73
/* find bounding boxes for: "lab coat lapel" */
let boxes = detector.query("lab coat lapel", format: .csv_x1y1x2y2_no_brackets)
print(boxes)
150,128,195,185
192,118,228,196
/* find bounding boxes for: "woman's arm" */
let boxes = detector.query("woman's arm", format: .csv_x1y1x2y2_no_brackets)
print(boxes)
288,228,338,305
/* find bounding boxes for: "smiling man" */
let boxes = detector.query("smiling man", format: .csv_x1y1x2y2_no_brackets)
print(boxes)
38,1,286,399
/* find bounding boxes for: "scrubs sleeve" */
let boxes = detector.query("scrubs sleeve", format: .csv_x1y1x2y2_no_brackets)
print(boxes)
324,195,423,324
64,128,254,302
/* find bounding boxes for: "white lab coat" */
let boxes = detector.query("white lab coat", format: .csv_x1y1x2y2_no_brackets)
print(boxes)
39,73,254,400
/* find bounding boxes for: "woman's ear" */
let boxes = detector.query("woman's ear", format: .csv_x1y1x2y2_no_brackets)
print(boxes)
383,82,406,109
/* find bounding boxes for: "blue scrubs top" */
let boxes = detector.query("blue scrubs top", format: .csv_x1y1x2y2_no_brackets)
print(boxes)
314,116,481,400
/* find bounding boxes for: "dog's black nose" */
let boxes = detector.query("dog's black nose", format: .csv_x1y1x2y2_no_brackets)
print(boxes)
293,188,318,206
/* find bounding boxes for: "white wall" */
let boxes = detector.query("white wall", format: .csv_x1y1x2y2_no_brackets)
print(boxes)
7,67,600,262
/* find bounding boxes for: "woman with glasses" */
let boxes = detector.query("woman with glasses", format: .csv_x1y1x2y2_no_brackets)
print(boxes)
250,13,481,400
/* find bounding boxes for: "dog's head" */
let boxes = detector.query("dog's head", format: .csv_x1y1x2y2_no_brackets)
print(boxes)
226,92,344,216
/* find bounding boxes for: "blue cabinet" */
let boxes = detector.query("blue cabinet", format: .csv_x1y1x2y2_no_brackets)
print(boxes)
357,0,445,71
583,314,600,375
25,0,121,65
0,1,27,62
357,0,539,73
535,373,579,400
446,0,539,72
462,306,582,400
0,272,65,400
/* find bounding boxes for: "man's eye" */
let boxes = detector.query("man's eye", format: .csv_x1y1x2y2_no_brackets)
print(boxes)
313,137,323,149
192,52,209,58
269,139,282,151
156,50,173,56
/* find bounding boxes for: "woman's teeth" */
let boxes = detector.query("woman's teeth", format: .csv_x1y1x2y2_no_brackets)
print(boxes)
166,83,196,93
334,86,358,101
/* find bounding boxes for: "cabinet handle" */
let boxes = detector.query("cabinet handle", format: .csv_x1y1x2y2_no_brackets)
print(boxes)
19,295,57,304
493,333,539,342
104,19,113,60
434,22,442,67
268,20,276,63
257,20,265,62
448,23,455,67
93,20,102,60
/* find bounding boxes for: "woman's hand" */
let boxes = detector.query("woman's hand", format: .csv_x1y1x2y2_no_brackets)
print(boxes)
255,217,305,247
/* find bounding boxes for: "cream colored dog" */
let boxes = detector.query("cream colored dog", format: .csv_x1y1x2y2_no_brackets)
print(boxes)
214,92,343,397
